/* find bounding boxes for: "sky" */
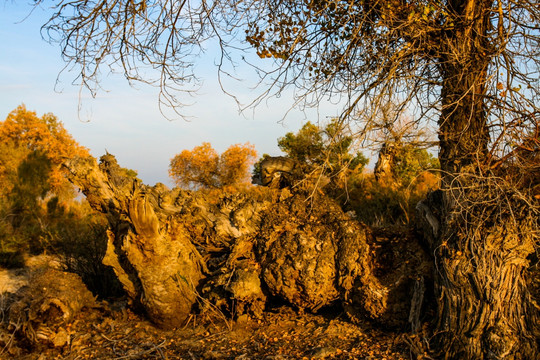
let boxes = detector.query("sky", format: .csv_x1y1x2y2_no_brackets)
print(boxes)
0,2,340,187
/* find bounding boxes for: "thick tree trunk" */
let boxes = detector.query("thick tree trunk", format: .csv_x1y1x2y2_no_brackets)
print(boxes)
438,0,491,175
431,1,539,358
64,154,205,328
420,187,539,359
64,154,431,331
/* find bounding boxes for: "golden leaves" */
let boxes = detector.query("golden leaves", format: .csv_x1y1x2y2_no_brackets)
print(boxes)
0,105,90,197
169,142,257,190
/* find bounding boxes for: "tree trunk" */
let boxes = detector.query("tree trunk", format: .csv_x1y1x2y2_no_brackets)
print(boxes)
438,0,491,175
64,154,206,328
431,1,539,357
64,154,431,331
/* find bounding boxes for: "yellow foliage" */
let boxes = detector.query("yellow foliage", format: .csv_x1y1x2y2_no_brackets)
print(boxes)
219,143,258,187
169,142,220,189
169,142,257,190
0,105,90,199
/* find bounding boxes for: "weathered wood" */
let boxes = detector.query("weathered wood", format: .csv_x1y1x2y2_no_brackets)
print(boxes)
65,154,205,328
64,154,432,330
8,268,97,347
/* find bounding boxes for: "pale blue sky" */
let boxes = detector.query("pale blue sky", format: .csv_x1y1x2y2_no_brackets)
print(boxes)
0,2,339,186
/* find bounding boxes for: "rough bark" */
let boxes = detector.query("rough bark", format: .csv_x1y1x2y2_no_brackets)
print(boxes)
438,0,491,175
344,227,433,330
258,156,301,187
418,185,539,359
427,1,539,358
65,154,205,328
64,154,431,331
7,268,97,348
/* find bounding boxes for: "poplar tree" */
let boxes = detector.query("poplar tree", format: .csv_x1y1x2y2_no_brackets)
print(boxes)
38,1,539,357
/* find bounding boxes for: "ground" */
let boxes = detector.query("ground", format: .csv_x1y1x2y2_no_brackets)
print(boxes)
0,256,418,360
1,304,414,359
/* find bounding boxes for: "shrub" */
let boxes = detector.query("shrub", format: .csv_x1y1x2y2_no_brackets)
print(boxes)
347,171,439,227
53,202,125,299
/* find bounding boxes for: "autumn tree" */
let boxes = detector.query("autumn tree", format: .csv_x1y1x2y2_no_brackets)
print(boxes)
219,143,259,186
0,105,92,257
0,105,90,200
0,106,90,218
170,142,257,189
37,0,539,357
169,143,219,189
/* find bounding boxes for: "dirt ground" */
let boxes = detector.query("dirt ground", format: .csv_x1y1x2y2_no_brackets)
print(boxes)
3,251,537,359
1,302,416,360
0,256,421,360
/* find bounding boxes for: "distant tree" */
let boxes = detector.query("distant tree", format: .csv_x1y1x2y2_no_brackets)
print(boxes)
0,105,91,256
254,120,369,200
392,146,438,186
0,105,90,199
169,142,220,189
9,151,52,227
374,140,439,188
219,143,258,187
3,151,53,253
169,142,257,189
322,120,369,173
278,119,368,174
278,122,323,166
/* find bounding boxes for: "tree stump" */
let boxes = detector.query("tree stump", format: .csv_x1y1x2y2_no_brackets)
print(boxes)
64,154,431,330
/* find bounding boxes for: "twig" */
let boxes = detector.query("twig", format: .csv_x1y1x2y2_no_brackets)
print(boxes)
0,317,21,356
112,339,167,360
